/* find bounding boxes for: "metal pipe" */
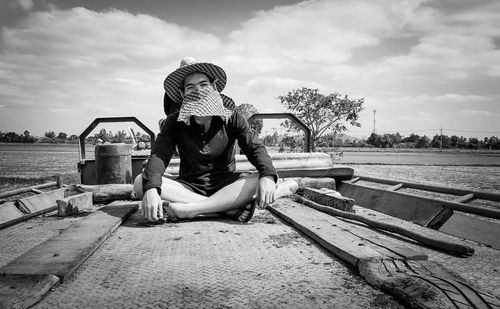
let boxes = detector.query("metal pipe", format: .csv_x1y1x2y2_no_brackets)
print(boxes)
0,182,57,199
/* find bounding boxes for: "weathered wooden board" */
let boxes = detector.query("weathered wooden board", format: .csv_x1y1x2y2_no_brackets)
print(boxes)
0,202,24,225
268,199,383,266
439,212,500,250
302,187,354,212
16,188,66,213
294,195,473,256
75,184,135,202
0,202,138,282
278,167,354,180
0,274,59,309
337,182,446,226
57,192,93,217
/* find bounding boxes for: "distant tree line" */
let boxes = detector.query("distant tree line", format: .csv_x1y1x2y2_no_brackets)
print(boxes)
364,132,500,150
0,129,150,145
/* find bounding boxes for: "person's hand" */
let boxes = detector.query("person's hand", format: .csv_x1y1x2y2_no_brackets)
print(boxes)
142,188,164,222
257,176,276,209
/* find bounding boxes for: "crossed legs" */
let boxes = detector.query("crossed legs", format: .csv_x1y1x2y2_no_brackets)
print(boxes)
134,173,298,220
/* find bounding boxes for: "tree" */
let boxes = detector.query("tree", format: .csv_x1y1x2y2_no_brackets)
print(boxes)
278,87,364,151
416,135,430,148
366,133,382,147
235,103,263,135
44,131,56,139
57,132,68,140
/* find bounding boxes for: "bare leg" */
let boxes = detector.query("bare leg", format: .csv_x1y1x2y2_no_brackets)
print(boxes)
168,173,259,219
134,174,299,220
133,175,206,203
168,175,300,219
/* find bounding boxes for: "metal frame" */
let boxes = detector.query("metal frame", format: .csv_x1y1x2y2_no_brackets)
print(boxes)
78,117,155,160
248,113,311,152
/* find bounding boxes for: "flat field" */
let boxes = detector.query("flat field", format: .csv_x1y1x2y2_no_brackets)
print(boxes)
1,144,499,194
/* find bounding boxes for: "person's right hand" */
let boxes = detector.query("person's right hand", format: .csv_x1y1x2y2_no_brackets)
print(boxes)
142,188,164,222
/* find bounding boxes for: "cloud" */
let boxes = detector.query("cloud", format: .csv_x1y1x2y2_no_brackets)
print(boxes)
18,0,34,11
0,0,499,138
220,0,424,74
458,109,495,116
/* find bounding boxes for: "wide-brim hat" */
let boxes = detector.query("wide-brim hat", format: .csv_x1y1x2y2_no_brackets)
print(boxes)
164,57,227,104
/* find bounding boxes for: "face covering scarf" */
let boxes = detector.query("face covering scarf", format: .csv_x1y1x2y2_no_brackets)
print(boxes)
177,86,233,125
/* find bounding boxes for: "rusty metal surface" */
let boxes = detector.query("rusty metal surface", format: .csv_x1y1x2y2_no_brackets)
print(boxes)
34,209,403,309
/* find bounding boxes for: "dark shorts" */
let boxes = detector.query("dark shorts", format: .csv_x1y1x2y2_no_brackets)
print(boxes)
175,172,251,197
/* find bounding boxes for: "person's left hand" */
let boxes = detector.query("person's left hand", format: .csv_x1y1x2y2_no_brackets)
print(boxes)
257,176,276,209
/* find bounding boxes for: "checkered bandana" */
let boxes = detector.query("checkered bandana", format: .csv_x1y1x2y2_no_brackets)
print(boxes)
177,86,233,125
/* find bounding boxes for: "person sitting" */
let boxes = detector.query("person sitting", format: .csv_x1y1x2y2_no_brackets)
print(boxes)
134,57,296,222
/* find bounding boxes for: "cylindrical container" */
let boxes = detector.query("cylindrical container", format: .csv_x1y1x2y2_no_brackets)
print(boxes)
95,143,132,184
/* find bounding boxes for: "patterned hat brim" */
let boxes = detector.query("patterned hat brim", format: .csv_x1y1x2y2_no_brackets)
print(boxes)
164,62,227,104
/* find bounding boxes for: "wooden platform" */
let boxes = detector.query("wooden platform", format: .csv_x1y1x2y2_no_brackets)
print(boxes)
0,202,138,309
269,197,500,309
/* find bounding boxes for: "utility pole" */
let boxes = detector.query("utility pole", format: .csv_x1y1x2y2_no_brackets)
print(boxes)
440,127,443,152
373,109,376,134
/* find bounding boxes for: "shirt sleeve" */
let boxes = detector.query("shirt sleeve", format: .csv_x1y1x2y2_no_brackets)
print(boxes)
230,112,278,183
142,114,177,194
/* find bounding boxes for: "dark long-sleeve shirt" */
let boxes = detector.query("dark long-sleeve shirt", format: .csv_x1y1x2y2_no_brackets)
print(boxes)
142,111,277,194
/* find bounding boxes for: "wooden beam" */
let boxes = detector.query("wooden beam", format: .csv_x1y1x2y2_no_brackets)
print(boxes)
339,181,500,221
278,167,354,180
15,188,66,213
0,274,59,309
57,192,93,217
268,199,382,266
302,187,354,212
0,202,138,282
388,183,403,191
355,175,500,202
0,202,24,226
293,195,474,257
293,177,336,191
31,188,43,194
453,193,474,204
75,184,135,203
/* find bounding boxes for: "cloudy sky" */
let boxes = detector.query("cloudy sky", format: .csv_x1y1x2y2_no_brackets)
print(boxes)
0,0,499,139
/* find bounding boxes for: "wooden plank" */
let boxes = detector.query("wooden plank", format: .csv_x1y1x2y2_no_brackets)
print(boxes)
338,182,447,226
294,195,474,256
439,212,500,250
293,178,336,191
75,184,135,203
0,274,59,309
0,202,138,282
355,175,500,202
16,188,66,213
426,207,454,230
0,202,24,225
278,167,354,180
0,206,58,230
453,193,474,204
57,192,93,217
388,183,403,191
302,187,354,212
268,199,382,266
340,224,428,260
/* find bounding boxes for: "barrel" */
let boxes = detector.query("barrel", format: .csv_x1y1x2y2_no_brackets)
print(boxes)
95,143,132,184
